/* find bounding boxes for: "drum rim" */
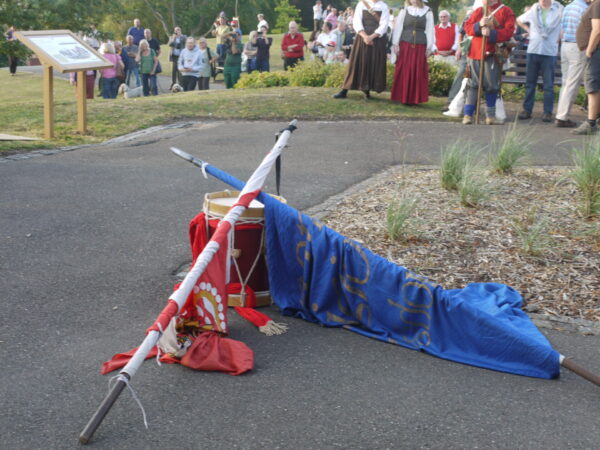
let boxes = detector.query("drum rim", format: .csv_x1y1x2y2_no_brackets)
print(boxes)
203,190,286,219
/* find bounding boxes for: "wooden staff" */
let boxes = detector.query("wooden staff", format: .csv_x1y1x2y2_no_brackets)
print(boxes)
474,2,489,125
561,356,600,388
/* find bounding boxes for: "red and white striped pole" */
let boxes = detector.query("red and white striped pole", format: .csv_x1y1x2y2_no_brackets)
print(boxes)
79,120,298,444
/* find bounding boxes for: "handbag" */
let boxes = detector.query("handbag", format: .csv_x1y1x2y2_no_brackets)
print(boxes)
155,61,162,74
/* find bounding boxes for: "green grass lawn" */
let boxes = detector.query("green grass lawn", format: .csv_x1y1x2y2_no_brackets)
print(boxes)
0,69,451,154
158,33,286,74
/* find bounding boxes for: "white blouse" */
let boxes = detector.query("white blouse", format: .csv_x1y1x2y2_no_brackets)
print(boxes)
352,0,391,37
392,6,435,53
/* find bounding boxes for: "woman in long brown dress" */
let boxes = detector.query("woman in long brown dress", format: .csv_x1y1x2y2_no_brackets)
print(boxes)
390,0,434,104
333,0,390,99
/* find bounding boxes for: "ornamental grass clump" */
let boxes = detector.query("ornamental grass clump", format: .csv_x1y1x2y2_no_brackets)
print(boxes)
570,137,600,219
386,196,418,241
511,208,551,256
490,121,532,174
458,163,492,208
440,140,473,191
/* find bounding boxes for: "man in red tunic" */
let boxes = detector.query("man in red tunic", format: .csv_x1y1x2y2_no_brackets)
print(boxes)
433,10,459,66
462,0,515,125
281,21,305,70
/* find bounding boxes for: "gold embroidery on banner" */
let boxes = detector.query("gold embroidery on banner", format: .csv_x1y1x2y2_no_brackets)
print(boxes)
332,277,352,316
326,311,358,324
330,255,337,264
401,281,434,308
342,239,370,284
296,241,306,267
356,303,372,326
387,298,430,329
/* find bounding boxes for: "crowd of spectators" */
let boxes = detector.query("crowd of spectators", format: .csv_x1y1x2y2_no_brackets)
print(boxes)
8,0,600,134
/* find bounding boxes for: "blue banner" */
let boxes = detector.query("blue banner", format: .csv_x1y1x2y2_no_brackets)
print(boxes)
263,199,560,379
201,162,560,379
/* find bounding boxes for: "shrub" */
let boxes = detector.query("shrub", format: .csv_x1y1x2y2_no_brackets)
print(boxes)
458,164,492,208
235,71,289,88
490,120,532,174
427,58,456,97
387,196,419,241
511,208,551,256
288,59,334,87
570,137,600,218
440,140,474,191
324,63,347,88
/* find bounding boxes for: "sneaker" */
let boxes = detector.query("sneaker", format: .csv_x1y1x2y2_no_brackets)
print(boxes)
462,115,473,125
518,110,532,120
485,117,503,125
542,113,553,123
571,121,597,135
555,119,577,128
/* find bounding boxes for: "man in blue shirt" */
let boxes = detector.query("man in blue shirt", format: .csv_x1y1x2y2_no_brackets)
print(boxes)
127,18,145,46
517,0,564,122
555,0,591,127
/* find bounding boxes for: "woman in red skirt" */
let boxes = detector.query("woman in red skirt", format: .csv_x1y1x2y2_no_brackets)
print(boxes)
390,0,434,104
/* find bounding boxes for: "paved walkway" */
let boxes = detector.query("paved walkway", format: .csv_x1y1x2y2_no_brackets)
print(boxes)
1,121,599,449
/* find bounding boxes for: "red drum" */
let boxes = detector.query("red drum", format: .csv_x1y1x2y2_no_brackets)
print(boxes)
203,191,285,308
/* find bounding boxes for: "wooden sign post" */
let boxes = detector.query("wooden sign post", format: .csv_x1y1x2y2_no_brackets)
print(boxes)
14,30,113,139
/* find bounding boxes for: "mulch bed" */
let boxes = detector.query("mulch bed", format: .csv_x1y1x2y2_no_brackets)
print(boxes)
322,166,600,322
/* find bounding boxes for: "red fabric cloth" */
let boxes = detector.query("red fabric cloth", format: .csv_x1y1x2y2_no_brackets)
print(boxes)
180,332,253,375
434,24,456,54
146,299,178,334
234,306,272,328
464,2,515,60
100,332,253,375
281,32,305,58
390,42,429,105
101,346,159,374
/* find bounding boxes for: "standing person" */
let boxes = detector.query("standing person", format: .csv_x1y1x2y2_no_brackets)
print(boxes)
571,0,600,134
433,10,460,66
127,18,145,45
445,9,472,109
123,35,141,87
461,0,516,125
197,37,217,90
325,7,339,29
390,0,434,105
144,28,161,57
168,27,187,88
281,21,305,70
314,1,324,32
256,26,272,72
223,32,243,88
99,42,123,99
517,0,564,122
257,14,269,31
555,0,591,128
244,31,259,73
334,0,390,99
212,16,232,61
178,37,203,91
114,40,127,82
137,39,158,96
5,26,18,76
69,70,96,99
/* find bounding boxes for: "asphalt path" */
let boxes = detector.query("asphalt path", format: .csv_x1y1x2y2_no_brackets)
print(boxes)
1,120,599,449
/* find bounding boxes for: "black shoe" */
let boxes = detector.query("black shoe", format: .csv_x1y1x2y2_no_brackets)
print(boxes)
555,118,577,128
542,113,553,123
518,110,532,120
362,90,371,99
333,89,348,99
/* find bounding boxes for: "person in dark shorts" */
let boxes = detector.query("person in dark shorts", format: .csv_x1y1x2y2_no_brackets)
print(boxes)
573,0,600,134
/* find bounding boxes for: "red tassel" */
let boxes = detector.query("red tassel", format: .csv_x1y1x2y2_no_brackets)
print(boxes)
228,283,288,335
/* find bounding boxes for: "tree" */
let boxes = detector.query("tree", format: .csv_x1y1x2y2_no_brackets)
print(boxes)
273,0,302,32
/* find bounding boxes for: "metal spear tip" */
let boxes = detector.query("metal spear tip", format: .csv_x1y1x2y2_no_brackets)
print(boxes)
170,147,194,162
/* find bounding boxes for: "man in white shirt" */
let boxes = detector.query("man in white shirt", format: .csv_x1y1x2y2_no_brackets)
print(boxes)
257,14,269,31
316,21,335,59
433,10,460,66
314,1,324,32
